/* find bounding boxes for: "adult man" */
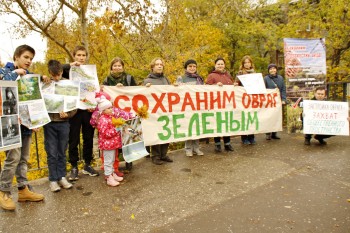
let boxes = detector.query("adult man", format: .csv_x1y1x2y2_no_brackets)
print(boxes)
303,86,333,145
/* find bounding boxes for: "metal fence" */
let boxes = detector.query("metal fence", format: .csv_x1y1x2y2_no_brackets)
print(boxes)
326,81,350,103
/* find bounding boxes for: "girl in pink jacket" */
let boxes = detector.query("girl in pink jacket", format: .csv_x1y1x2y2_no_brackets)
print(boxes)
96,96,124,186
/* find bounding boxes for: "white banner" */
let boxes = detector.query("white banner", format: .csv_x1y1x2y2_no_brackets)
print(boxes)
303,100,349,136
104,85,283,146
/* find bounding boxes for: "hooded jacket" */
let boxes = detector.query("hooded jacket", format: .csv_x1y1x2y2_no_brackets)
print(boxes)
143,73,171,85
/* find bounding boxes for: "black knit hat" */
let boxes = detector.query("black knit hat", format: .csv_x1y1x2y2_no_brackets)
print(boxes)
268,63,277,71
184,59,197,68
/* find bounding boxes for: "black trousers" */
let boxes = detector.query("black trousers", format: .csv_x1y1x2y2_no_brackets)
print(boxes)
241,135,255,141
305,134,332,140
68,109,94,167
214,136,230,145
151,144,169,158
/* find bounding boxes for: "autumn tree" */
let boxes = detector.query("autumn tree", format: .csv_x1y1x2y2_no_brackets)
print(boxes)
281,0,350,81
0,0,107,62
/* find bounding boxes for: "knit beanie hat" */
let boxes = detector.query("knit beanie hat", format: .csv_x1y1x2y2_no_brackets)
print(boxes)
95,91,111,100
268,63,277,72
96,96,112,112
184,59,197,69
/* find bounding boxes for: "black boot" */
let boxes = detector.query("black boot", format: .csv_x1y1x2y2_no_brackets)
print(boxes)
215,145,222,152
160,155,173,162
152,156,164,165
125,162,133,171
271,133,280,139
224,144,234,151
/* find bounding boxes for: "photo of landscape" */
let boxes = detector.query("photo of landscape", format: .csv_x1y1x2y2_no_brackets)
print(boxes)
44,94,64,113
55,80,79,96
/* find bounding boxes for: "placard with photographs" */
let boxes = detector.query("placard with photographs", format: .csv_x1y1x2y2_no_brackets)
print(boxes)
18,74,51,129
40,79,79,113
0,81,21,151
69,65,99,109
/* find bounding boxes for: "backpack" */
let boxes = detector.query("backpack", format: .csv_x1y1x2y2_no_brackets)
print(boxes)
126,74,131,86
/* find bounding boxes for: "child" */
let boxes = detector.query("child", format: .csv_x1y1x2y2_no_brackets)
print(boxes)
43,60,77,192
90,92,134,176
0,45,45,211
95,96,125,186
63,45,99,181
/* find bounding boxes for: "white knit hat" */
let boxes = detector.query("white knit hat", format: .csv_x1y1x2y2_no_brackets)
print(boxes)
96,96,112,112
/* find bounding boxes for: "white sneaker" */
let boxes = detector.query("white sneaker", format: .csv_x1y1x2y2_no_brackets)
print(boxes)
107,175,119,187
186,151,193,157
58,177,73,189
112,173,123,182
194,150,204,156
50,182,61,192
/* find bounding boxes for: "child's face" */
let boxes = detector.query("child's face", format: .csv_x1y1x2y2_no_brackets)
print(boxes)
74,50,87,64
103,107,113,115
15,51,34,70
315,90,326,100
50,71,63,82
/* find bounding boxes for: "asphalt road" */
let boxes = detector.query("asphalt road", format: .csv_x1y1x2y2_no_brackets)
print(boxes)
1,131,349,233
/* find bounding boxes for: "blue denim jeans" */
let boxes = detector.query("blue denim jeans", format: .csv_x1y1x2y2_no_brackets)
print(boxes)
0,134,32,192
44,122,70,181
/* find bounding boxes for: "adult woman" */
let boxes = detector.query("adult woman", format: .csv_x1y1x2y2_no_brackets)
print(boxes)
177,59,205,157
264,63,286,140
102,57,137,172
236,55,256,145
102,57,137,87
206,57,234,153
143,58,172,165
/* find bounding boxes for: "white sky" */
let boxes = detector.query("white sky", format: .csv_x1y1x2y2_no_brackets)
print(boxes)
0,17,47,64
0,0,163,65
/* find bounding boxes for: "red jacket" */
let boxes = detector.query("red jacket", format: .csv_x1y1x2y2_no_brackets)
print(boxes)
97,114,122,150
206,70,233,85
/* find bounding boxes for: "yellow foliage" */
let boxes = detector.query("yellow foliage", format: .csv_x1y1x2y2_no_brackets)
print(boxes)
136,105,149,119
112,117,126,128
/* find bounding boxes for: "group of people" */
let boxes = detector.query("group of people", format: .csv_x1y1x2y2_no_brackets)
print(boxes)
0,44,332,211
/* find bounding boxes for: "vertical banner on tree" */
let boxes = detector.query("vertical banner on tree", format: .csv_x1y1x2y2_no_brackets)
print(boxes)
104,85,282,146
0,81,22,151
284,38,327,133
